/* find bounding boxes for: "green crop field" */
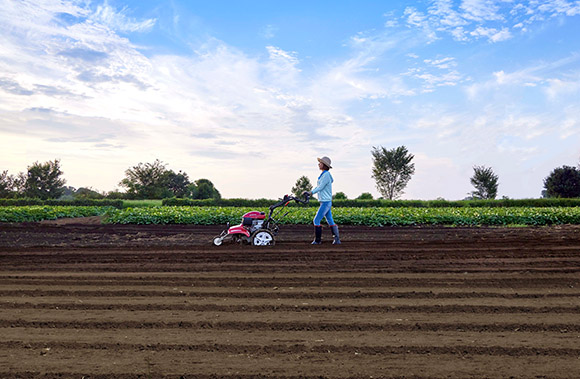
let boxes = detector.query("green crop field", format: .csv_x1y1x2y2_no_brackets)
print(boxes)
102,206,580,226
0,206,112,223
122,199,164,208
2,205,579,226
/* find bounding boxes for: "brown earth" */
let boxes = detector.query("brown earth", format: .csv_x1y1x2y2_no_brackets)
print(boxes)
0,220,579,378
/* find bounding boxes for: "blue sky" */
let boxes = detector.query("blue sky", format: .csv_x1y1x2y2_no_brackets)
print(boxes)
1,0,579,199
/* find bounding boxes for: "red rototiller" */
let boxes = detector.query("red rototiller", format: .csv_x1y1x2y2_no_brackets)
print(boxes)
212,194,309,246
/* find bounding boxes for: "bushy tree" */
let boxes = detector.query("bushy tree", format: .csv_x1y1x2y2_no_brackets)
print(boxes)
163,170,191,198
189,179,221,199
106,190,129,199
333,191,347,200
371,145,415,200
120,159,171,199
291,176,313,198
356,192,373,200
75,187,105,199
543,165,580,198
23,160,66,199
120,160,221,199
0,170,16,198
470,165,499,200
58,186,77,200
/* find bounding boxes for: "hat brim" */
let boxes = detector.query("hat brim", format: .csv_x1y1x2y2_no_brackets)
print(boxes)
317,157,332,169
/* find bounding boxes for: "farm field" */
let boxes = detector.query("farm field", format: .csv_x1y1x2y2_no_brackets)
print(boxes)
0,221,579,378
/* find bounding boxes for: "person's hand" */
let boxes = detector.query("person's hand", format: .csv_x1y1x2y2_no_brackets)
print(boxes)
302,191,312,197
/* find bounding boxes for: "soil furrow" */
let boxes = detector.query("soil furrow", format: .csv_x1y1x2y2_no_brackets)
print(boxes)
1,276,578,287
3,340,579,357
2,264,578,274
2,319,579,332
1,289,577,299
2,302,579,314
0,374,428,379
2,224,580,378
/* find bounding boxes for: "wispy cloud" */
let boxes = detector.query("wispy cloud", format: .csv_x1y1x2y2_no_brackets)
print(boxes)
459,0,504,22
399,0,580,43
403,56,465,92
546,75,580,99
1,0,579,199
469,26,511,42
466,53,580,98
91,1,156,33
261,24,278,39
0,1,380,196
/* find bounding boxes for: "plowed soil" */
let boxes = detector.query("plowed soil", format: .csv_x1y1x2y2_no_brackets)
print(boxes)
1,221,579,378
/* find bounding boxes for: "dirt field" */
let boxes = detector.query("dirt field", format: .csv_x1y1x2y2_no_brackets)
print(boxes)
1,221,579,378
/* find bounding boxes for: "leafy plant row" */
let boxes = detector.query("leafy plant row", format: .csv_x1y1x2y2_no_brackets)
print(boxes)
103,206,580,226
0,198,123,208
0,206,112,223
162,197,580,208
2,205,579,226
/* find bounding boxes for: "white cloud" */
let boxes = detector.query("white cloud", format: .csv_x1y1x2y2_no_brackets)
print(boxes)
1,0,579,200
537,0,580,16
405,56,464,91
261,24,278,39
460,0,503,22
424,56,457,69
91,1,156,33
0,0,384,197
466,54,580,98
429,0,468,28
265,46,301,86
470,26,512,42
545,76,580,99
404,7,438,42
397,0,580,44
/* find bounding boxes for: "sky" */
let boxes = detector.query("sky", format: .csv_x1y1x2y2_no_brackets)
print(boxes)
1,0,579,200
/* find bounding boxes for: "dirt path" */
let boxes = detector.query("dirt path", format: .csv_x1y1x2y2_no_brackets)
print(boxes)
0,223,579,378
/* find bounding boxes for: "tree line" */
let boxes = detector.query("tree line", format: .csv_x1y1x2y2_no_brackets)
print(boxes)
2,151,580,201
291,145,580,200
0,159,220,200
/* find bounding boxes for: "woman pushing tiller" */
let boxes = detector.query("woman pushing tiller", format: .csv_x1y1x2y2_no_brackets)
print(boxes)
304,156,341,245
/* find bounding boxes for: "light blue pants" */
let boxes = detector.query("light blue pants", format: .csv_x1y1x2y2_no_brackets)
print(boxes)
314,201,335,226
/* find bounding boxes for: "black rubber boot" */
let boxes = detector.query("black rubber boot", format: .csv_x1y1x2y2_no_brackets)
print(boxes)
312,225,322,244
330,225,341,244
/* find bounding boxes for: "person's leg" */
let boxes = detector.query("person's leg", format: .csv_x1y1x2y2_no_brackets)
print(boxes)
312,202,331,244
324,208,341,244
312,225,322,244
330,224,341,244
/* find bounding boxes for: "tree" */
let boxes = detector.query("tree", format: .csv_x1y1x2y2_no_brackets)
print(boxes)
470,165,499,200
23,160,66,199
59,186,77,200
75,187,105,199
163,170,191,198
0,170,16,198
189,179,221,199
120,159,171,199
291,176,313,198
356,192,373,200
543,165,580,198
371,145,415,200
333,191,347,200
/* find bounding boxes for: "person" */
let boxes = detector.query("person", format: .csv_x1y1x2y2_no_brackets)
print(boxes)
303,156,341,245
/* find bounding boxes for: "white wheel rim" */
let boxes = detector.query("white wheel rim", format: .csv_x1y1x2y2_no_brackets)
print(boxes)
213,237,222,246
254,231,273,245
